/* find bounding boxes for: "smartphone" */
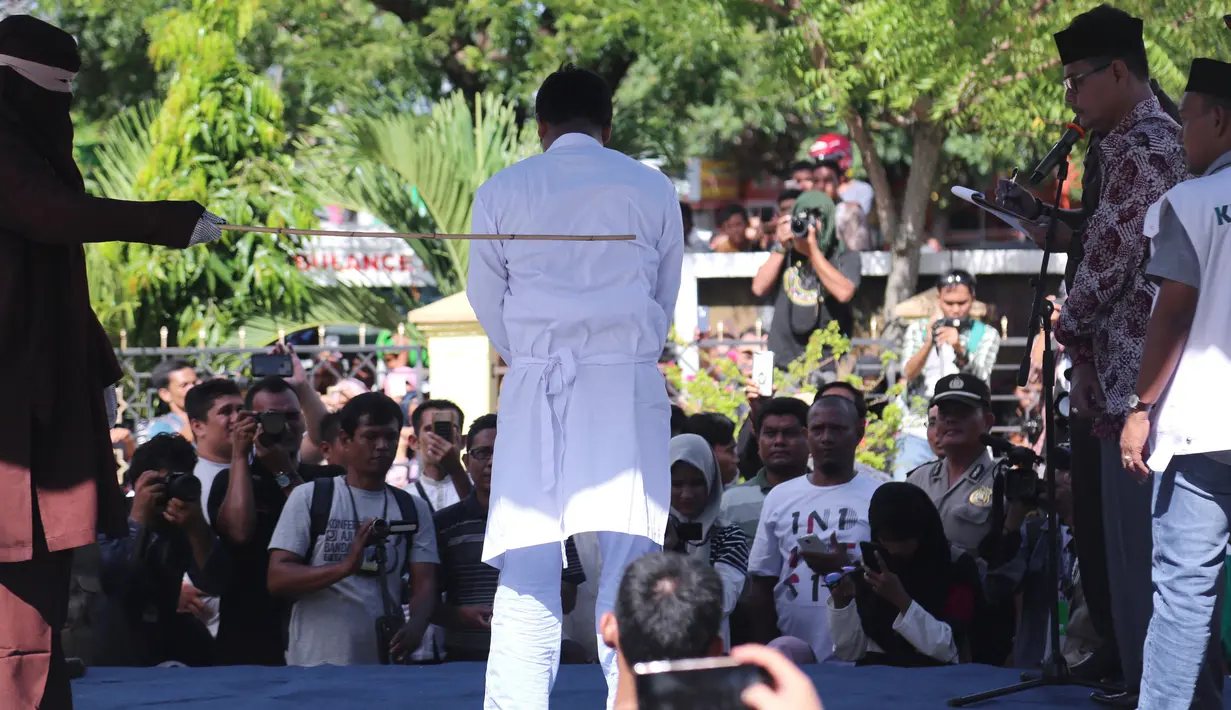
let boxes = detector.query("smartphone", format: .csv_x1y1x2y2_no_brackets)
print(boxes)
752,351,775,397
432,413,454,440
860,541,889,572
634,657,773,710
250,353,294,378
797,533,830,554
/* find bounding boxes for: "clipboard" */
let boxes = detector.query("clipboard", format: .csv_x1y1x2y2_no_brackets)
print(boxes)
951,186,1044,234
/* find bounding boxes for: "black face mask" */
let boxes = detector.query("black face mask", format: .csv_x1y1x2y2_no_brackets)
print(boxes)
0,67,82,190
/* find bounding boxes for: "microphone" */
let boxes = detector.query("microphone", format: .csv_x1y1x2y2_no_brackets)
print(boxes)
980,433,1042,465
1027,119,1086,186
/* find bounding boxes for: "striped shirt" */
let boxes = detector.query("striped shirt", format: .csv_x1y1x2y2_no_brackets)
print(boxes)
434,494,586,657
720,470,774,542
704,522,751,574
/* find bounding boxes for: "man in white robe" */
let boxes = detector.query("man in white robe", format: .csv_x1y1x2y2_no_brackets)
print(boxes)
467,65,684,709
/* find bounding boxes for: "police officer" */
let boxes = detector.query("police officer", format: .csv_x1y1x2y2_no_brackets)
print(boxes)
906,374,1027,664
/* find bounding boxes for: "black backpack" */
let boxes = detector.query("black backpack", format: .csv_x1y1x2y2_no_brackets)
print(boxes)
308,477,420,574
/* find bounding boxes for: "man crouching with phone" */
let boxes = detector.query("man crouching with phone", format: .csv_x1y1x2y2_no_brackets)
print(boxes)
601,553,823,710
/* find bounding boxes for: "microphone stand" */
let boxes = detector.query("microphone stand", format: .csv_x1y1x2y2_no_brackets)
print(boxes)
949,157,1117,706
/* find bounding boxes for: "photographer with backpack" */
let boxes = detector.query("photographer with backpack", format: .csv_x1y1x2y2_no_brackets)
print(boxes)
268,393,439,666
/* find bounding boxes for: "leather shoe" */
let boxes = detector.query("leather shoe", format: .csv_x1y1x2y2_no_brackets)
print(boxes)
1089,690,1138,708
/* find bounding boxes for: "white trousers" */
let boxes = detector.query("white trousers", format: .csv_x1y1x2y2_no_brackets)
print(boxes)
484,532,661,710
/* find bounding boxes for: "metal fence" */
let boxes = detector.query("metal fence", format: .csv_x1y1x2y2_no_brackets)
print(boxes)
113,334,1038,429
112,344,427,426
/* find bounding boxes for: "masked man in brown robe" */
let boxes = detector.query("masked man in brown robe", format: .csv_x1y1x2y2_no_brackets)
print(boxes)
0,16,225,708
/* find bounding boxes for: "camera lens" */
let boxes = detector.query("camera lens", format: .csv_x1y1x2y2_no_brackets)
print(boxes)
790,214,811,238
371,519,389,540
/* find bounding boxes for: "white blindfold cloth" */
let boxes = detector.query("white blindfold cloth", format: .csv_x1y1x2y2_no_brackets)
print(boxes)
0,54,74,93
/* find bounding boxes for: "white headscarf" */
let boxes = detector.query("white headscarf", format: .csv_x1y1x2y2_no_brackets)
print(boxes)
669,433,728,564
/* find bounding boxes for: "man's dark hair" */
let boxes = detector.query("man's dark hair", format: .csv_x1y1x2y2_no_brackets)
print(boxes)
686,413,735,447
815,158,843,175
244,376,298,410
1068,5,1149,79
535,64,613,130
811,394,862,426
319,412,342,444
815,381,868,421
755,397,810,433
466,413,498,451
151,359,195,391
410,398,466,435
670,404,689,436
614,552,724,666
184,378,241,423
338,392,404,437
126,433,197,487
777,188,802,205
789,160,815,175
937,268,977,295
717,203,748,226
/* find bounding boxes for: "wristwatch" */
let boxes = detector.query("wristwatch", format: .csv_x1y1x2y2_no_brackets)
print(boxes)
1126,394,1154,413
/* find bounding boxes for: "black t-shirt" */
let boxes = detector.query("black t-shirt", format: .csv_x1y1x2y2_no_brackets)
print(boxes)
767,248,862,369
206,460,334,664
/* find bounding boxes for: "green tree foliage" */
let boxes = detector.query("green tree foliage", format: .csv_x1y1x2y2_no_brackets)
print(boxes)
666,323,906,471
85,0,320,346
300,92,539,297
750,0,1224,319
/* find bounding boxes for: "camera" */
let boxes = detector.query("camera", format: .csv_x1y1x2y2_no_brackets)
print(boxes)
666,515,703,553
933,317,972,331
1003,463,1043,504
257,410,289,447
790,210,818,239
162,471,201,504
370,518,418,541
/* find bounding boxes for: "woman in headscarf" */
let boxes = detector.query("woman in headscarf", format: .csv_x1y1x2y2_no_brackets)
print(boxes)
667,434,750,648
826,482,981,667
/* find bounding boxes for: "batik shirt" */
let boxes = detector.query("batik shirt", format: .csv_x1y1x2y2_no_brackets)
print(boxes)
1054,97,1189,439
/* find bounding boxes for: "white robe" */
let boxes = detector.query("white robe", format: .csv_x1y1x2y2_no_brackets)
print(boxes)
467,132,684,569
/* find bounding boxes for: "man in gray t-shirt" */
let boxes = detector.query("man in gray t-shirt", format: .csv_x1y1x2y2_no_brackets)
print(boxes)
268,394,440,666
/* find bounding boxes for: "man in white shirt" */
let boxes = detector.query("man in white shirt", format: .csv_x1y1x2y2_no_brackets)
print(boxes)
404,399,471,515
185,379,245,521
467,64,684,709
1120,53,1231,710
747,395,883,663
182,378,244,636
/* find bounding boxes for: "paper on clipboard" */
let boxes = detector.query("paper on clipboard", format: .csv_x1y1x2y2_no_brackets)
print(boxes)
951,186,1042,235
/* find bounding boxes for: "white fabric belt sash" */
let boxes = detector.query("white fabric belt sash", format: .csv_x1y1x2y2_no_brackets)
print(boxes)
0,55,75,93
514,349,655,494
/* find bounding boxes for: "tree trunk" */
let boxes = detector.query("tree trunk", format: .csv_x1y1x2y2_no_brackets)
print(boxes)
845,110,899,252
884,120,945,319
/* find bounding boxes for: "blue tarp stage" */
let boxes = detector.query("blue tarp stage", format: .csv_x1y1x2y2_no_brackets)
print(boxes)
72,662,1156,709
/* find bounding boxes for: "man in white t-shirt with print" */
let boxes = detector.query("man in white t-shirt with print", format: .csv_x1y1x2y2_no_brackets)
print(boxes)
748,395,882,664
268,393,439,666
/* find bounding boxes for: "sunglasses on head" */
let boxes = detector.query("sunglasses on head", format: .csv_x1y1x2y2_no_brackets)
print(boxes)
938,272,976,289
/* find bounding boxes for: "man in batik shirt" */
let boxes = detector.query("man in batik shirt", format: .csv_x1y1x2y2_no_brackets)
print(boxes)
1003,7,1189,708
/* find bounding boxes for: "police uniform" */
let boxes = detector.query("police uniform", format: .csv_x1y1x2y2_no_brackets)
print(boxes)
906,373,1017,664
905,374,997,555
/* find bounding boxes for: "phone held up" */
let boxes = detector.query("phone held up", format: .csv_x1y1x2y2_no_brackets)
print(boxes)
250,353,294,379
432,412,454,441
752,350,775,397
634,657,773,710
859,541,889,573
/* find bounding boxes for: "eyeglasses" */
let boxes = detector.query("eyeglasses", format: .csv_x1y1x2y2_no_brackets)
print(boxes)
468,447,494,461
1063,62,1112,93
